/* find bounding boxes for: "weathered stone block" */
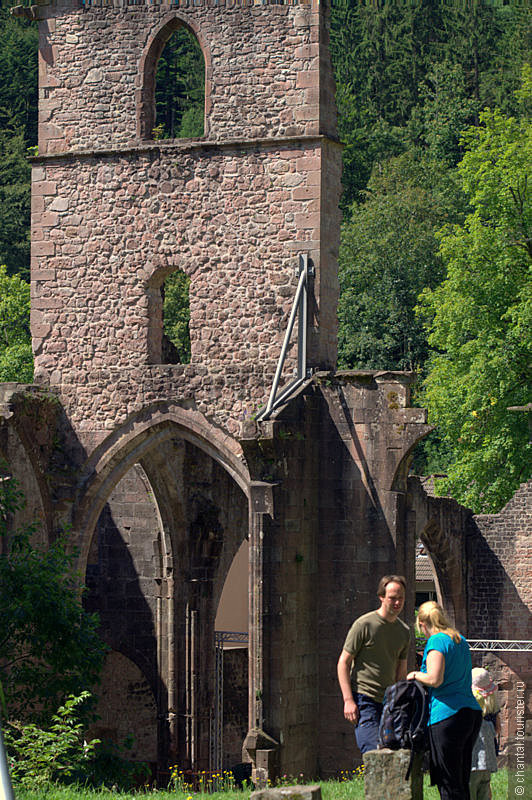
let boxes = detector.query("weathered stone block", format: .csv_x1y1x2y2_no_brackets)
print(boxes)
363,749,423,800
252,786,321,800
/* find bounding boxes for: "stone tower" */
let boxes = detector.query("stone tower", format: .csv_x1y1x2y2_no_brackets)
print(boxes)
9,0,435,780
29,0,348,776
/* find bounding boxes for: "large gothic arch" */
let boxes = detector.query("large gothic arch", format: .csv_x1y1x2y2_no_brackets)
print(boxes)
73,404,250,572
79,406,252,770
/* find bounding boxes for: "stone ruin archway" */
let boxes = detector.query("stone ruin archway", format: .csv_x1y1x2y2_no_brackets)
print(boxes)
407,476,471,631
76,408,252,771
14,0,529,779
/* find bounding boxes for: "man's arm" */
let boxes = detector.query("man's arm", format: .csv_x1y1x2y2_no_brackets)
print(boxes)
337,649,359,725
395,658,407,681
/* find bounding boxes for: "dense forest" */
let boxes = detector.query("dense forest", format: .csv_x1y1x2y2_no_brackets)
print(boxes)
0,1,530,512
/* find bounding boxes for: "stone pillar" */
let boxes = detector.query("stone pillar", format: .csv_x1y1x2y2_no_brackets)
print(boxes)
245,482,277,783
363,748,423,800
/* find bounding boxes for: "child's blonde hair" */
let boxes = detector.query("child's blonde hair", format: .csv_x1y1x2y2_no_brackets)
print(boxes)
472,667,500,716
416,600,461,643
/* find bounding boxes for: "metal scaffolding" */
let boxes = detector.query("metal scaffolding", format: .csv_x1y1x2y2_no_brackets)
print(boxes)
210,631,249,772
467,640,532,652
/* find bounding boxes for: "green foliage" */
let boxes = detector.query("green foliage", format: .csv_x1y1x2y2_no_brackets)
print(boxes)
329,1,530,210
0,8,37,277
418,83,531,512
3,770,516,800
0,263,32,380
0,8,38,145
4,692,149,791
154,27,204,140
338,153,463,371
410,62,479,166
84,737,150,792
163,270,191,363
0,464,105,720
0,129,31,278
4,693,101,788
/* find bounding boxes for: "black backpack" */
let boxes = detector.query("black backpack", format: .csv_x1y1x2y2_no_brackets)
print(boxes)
377,679,429,779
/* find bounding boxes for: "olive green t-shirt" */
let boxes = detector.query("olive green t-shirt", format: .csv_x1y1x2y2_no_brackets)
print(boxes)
343,610,411,702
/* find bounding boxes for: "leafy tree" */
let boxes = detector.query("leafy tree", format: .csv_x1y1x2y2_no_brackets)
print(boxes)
329,0,530,210
0,464,106,720
4,693,101,788
154,26,204,139
4,690,149,790
0,263,32,381
418,80,531,512
0,128,31,279
0,8,36,278
163,269,191,364
0,7,38,145
409,62,480,167
338,153,463,371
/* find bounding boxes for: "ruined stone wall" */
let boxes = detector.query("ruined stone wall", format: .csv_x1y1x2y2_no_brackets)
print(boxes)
312,374,428,775
32,1,342,443
468,481,532,764
469,481,532,642
241,373,430,777
408,477,473,632
37,1,334,155
32,140,334,437
88,649,159,765
85,464,163,682
222,647,248,770
407,478,532,764
243,389,322,776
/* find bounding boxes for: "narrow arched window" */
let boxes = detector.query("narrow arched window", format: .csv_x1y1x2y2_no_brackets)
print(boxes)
147,269,191,365
153,27,205,140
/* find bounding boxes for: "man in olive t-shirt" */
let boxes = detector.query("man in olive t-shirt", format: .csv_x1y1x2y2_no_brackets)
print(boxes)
337,575,410,754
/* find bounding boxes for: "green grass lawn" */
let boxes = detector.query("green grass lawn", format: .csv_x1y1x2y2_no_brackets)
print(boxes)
14,769,510,800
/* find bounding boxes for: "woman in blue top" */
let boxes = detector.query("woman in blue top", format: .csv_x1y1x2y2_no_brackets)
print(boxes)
407,601,482,800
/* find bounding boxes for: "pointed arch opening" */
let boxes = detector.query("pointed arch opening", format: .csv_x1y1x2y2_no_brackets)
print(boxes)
138,16,209,141
74,412,253,772
214,540,249,771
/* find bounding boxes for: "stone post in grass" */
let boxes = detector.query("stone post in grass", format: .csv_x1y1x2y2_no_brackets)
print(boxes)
363,748,423,800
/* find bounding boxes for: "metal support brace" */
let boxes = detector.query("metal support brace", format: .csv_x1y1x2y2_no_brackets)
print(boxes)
257,254,313,421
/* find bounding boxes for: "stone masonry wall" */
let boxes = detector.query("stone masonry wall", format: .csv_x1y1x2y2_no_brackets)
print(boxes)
314,374,429,775
404,478,532,763
32,139,333,437
32,1,342,444
469,481,532,642
87,649,159,765
222,647,248,770
241,373,430,777
37,1,334,155
468,481,532,763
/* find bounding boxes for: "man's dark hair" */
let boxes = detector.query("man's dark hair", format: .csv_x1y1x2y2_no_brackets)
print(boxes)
377,574,406,597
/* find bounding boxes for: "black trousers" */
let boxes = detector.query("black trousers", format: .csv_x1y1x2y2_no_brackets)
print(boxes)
429,707,483,800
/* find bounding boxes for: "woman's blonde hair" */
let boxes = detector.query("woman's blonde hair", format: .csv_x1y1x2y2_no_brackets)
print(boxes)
473,688,499,716
417,601,461,643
